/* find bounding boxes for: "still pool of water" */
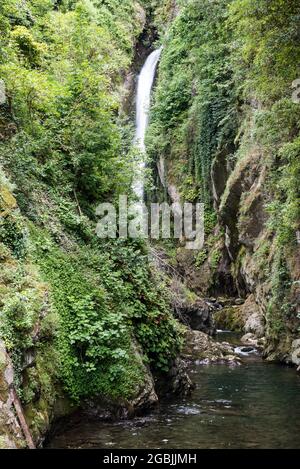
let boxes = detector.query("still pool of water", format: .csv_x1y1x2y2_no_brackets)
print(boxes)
47,356,300,449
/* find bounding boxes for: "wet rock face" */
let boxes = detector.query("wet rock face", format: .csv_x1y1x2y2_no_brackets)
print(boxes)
244,311,265,338
239,294,265,338
175,299,216,336
120,343,160,418
83,381,158,421
219,148,265,260
167,358,194,396
170,279,216,335
211,147,233,209
129,369,158,415
211,139,299,365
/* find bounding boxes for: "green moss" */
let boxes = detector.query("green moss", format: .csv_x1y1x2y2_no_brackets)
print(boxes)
195,250,208,269
266,249,293,341
0,216,27,259
253,239,272,277
214,306,244,332
210,249,222,271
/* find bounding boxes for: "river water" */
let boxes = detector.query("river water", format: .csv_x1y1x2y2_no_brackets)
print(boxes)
47,333,300,449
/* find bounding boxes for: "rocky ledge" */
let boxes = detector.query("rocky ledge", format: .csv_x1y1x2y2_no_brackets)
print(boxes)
182,329,241,366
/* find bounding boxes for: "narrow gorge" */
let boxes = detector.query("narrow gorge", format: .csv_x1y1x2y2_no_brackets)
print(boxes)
0,0,300,450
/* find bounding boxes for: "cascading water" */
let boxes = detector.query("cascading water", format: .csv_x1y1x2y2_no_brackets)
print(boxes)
133,47,162,199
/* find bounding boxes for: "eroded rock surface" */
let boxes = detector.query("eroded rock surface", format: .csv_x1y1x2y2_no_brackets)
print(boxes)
0,341,26,449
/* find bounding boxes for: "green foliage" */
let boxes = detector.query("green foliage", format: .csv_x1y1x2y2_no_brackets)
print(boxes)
179,175,200,203
267,249,293,339
233,97,300,251
229,0,300,103
227,0,300,254
11,26,47,65
0,0,183,413
0,0,144,205
204,210,217,237
195,249,207,269
0,240,59,402
210,249,221,271
147,0,239,205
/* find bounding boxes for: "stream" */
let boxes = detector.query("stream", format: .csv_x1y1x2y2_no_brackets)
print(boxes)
47,332,300,449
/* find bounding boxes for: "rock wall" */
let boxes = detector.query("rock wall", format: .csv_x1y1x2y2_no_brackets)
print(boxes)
186,136,300,365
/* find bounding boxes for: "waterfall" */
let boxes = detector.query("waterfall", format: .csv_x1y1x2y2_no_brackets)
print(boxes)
133,47,162,199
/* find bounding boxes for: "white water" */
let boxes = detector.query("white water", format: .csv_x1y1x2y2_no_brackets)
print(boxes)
133,47,162,199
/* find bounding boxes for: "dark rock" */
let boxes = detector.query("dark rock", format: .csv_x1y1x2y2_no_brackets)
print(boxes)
211,146,233,210
240,347,254,353
183,300,216,335
173,296,216,336
154,358,194,398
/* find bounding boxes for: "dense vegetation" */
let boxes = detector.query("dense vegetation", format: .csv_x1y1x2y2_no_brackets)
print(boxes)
0,0,182,414
0,0,300,447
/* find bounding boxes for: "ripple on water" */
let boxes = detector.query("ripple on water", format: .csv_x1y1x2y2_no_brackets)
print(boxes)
175,405,202,415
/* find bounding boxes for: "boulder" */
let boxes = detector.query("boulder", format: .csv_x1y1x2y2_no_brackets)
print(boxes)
83,340,158,420
175,299,216,335
170,279,216,335
241,333,259,347
182,329,241,366
291,339,300,367
244,311,265,338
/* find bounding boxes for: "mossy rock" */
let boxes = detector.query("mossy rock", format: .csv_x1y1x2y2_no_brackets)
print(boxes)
24,398,51,443
0,186,17,217
214,306,244,332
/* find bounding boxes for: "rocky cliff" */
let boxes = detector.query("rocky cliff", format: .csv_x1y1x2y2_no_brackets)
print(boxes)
147,0,300,366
